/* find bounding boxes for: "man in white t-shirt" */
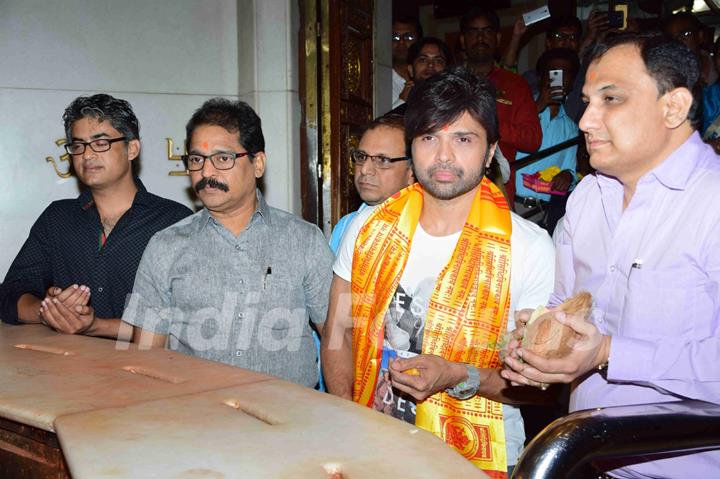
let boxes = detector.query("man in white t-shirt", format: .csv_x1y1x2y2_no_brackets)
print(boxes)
322,66,555,476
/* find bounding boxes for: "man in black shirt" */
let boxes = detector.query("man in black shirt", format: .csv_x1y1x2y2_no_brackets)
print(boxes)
0,94,191,340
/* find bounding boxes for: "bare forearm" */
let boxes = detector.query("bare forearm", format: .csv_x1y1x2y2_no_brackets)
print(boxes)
131,326,168,349
87,318,133,341
322,275,355,399
479,368,553,405
501,35,522,68
321,332,354,399
17,294,42,324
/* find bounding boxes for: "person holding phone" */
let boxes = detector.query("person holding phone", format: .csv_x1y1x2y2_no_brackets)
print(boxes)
515,48,580,234
501,15,583,96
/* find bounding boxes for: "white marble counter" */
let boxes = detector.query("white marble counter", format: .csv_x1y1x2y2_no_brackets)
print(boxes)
0,324,486,478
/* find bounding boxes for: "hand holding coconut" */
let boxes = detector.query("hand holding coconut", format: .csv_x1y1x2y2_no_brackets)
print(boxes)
500,292,611,389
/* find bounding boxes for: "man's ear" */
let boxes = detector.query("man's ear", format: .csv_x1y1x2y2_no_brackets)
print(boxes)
459,33,466,51
486,142,498,168
252,152,266,178
405,162,415,185
407,63,415,80
127,139,141,162
663,87,694,129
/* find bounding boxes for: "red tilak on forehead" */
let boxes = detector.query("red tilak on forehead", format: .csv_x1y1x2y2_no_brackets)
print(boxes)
442,124,450,131
202,141,209,149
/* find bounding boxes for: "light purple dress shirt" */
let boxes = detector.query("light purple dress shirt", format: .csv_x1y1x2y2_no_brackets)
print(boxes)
553,132,720,478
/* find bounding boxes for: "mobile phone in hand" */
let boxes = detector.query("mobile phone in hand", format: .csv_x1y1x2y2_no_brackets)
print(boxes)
608,3,628,30
522,6,551,26
549,69,565,101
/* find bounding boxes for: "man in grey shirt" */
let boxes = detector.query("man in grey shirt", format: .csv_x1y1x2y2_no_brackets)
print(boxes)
123,98,333,387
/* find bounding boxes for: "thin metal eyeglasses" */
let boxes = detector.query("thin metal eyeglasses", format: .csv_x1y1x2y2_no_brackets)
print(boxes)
182,152,251,171
392,32,416,42
350,149,408,169
64,137,126,155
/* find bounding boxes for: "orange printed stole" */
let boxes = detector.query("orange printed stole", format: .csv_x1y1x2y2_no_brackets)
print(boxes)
351,179,512,478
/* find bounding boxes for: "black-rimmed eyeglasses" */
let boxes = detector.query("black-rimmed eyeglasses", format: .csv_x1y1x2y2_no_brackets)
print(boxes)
182,152,251,171
64,137,127,155
351,149,408,169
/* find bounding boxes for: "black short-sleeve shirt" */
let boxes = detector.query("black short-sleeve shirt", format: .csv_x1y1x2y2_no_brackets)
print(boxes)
0,178,192,323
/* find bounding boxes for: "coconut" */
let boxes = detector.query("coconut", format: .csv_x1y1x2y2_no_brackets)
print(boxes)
522,292,593,359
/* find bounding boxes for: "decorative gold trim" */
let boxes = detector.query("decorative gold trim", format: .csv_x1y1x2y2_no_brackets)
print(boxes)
303,1,319,135
345,39,361,94
45,139,73,179
301,0,323,227
320,0,332,229
166,137,188,176
347,132,360,176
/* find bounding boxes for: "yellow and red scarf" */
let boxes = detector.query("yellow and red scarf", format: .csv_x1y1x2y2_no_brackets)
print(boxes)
351,179,512,478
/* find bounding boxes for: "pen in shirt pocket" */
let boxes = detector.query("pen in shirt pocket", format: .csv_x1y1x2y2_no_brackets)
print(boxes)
263,266,272,290
628,258,642,280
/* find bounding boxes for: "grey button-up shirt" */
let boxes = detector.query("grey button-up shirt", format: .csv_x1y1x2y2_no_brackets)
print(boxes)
123,190,334,387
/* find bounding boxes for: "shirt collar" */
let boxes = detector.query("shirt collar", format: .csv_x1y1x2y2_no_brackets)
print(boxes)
488,64,501,79
646,131,704,191
254,188,272,225
596,131,704,195
78,176,149,211
463,62,499,80
198,188,271,232
198,208,215,231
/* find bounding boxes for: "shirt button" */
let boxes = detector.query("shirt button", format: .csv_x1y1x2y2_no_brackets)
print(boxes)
609,265,616,273
239,279,244,285
235,245,241,251
98,287,104,292
237,312,245,319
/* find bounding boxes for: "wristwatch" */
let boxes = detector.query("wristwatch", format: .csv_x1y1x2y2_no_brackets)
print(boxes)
446,364,481,400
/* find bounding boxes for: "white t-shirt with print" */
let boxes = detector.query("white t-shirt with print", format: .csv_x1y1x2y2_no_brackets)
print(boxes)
334,204,555,466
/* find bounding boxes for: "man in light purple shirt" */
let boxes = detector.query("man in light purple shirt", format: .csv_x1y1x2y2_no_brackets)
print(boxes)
503,33,720,478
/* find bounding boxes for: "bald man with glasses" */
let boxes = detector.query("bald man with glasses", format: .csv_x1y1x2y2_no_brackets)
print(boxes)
0,94,191,339
329,113,414,253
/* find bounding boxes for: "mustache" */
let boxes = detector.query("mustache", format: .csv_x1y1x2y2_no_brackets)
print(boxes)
428,164,463,178
356,175,378,186
194,177,230,193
